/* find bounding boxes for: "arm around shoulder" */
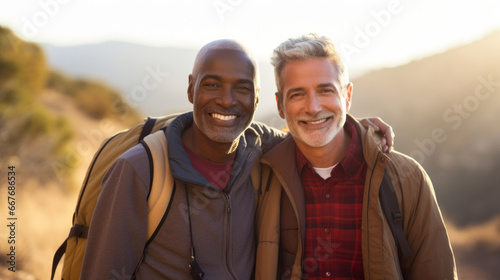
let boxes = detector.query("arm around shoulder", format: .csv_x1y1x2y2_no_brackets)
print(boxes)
250,121,286,154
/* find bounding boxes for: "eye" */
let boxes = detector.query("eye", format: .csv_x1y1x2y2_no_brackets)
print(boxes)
203,82,220,89
237,86,252,92
319,88,335,93
235,82,254,93
288,92,303,99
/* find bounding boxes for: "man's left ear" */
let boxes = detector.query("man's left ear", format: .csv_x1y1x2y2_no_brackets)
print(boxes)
345,82,353,112
187,74,194,104
254,87,260,111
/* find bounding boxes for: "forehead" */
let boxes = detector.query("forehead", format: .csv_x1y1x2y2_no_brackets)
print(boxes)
281,58,342,89
196,49,256,81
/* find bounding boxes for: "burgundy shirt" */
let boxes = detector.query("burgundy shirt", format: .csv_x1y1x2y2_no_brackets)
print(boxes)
183,143,234,190
297,120,367,279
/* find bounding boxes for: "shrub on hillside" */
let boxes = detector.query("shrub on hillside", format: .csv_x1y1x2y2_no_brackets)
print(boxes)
47,70,141,125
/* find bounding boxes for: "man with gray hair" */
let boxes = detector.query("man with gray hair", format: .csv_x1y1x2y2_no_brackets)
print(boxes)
255,34,456,279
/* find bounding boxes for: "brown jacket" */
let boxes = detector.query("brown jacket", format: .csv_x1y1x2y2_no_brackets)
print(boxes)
255,115,457,280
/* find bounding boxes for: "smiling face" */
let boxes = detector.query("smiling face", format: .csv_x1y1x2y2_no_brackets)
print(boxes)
188,49,259,144
277,57,352,149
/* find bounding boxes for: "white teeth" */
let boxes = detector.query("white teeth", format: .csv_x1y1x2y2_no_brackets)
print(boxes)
212,113,236,121
306,118,327,125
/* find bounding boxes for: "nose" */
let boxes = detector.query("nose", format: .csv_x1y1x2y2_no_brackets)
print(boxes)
304,93,322,115
217,86,237,108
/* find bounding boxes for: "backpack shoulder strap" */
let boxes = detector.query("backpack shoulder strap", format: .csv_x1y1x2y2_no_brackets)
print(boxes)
132,130,176,278
142,129,175,240
139,117,157,142
379,171,413,260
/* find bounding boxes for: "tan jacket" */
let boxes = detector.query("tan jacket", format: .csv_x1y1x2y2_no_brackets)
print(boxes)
255,115,457,280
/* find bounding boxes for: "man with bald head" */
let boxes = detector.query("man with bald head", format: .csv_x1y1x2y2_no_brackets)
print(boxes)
81,39,281,279
81,39,392,279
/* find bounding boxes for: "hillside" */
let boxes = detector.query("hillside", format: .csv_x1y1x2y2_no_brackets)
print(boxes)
0,88,132,280
0,26,73,184
349,30,500,227
0,26,142,185
0,26,141,279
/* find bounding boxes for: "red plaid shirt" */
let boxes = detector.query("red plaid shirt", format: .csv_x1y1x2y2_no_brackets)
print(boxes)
298,120,367,279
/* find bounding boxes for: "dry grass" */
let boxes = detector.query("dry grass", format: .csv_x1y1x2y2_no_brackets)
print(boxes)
446,218,500,280
0,180,79,279
447,217,500,248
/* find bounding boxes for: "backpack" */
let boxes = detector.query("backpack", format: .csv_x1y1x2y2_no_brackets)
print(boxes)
51,114,262,279
50,114,178,279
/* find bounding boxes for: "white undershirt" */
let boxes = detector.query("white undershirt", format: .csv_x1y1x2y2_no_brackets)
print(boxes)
313,164,338,180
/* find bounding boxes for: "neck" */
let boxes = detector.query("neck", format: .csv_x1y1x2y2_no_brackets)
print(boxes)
296,128,351,168
182,125,239,163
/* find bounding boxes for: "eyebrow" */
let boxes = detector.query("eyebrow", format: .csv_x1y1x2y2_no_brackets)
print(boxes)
317,83,338,90
285,83,339,96
201,75,253,83
201,75,254,87
236,79,254,87
200,75,222,82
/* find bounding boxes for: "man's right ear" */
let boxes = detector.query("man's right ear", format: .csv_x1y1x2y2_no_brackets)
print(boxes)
275,92,285,119
187,75,194,104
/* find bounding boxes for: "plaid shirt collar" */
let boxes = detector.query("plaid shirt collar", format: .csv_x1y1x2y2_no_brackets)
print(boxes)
296,118,364,179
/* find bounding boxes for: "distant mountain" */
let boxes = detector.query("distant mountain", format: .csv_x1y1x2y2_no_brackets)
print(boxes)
42,41,280,121
348,31,500,226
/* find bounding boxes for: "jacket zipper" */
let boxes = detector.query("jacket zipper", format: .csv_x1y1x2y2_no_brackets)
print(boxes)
225,193,232,214
222,191,237,279
221,149,253,279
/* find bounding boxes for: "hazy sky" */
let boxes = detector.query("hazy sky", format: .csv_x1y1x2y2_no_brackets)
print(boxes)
1,0,499,70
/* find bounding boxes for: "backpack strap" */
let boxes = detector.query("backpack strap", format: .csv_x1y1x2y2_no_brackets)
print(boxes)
379,171,413,260
139,117,157,142
142,130,175,239
132,130,175,278
51,238,66,280
51,224,90,279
